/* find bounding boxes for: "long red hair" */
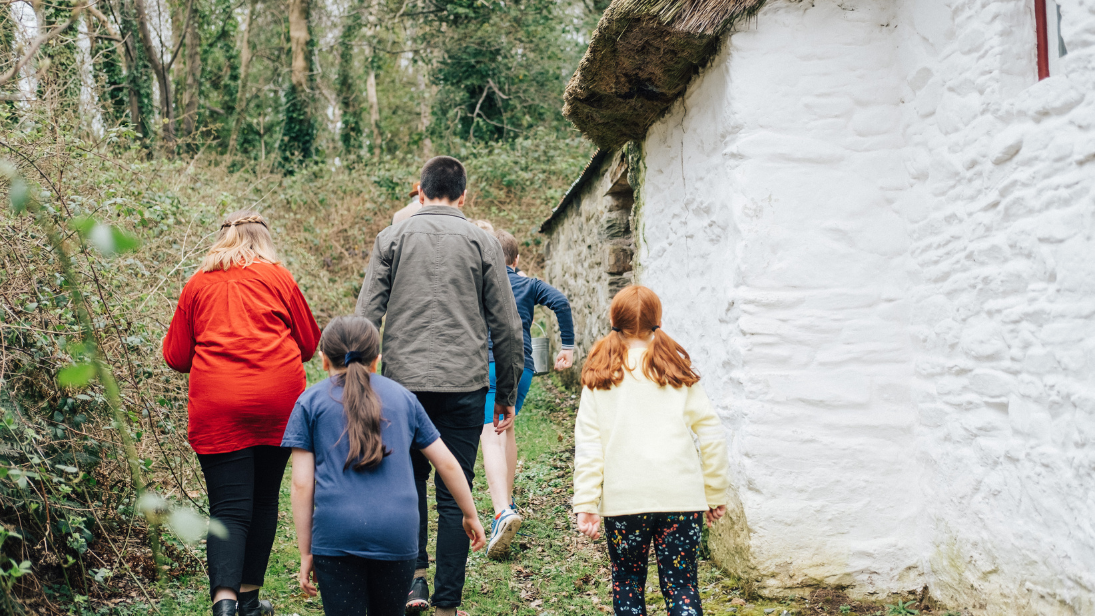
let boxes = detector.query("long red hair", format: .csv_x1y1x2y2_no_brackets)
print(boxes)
581,285,700,391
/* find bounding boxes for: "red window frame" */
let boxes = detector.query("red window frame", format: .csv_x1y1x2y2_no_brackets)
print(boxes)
1035,0,1050,80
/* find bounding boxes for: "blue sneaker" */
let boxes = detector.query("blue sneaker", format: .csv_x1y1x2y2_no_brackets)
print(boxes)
487,506,523,560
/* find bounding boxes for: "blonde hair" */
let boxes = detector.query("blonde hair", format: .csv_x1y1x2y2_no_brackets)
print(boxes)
471,219,494,232
199,209,280,272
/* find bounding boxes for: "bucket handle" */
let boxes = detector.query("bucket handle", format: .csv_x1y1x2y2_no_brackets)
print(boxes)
532,321,546,338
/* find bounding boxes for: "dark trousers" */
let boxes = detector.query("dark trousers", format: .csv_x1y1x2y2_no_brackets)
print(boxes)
313,555,417,616
604,512,705,616
196,445,291,600
410,388,486,609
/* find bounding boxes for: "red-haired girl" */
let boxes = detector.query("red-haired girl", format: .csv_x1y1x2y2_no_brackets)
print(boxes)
573,285,730,616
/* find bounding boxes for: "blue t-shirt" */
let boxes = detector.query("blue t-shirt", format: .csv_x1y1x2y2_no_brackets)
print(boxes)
281,374,439,560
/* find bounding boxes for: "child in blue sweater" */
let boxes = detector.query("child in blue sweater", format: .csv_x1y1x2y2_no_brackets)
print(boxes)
483,229,575,559
283,317,485,616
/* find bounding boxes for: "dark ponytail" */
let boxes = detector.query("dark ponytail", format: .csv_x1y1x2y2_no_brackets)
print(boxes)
320,316,389,471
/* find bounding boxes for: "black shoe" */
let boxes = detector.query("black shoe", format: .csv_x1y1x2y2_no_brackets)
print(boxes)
405,577,430,614
212,599,236,616
238,590,275,616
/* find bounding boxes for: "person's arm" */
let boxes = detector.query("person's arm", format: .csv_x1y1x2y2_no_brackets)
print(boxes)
290,448,318,596
355,232,393,328
280,270,322,362
533,280,575,370
162,285,196,373
480,241,523,429
572,387,603,539
420,440,486,551
684,383,731,524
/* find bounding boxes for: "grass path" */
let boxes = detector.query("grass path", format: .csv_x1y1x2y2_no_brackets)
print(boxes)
154,377,903,616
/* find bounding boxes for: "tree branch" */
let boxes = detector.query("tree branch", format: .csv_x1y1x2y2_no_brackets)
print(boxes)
487,78,510,100
86,2,121,40
469,85,489,141
0,3,87,86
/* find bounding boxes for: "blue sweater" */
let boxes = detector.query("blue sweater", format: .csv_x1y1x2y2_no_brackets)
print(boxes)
489,267,574,371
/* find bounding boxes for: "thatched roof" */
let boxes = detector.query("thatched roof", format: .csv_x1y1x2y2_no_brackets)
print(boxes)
563,0,767,148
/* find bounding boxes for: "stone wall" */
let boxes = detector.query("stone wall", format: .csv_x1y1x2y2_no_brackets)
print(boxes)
540,150,635,384
625,0,1095,613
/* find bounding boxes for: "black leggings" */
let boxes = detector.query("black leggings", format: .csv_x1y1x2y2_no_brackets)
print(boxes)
604,512,705,616
313,555,417,616
196,445,291,600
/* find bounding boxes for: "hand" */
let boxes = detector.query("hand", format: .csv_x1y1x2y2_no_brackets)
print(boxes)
705,505,727,526
298,554,317,596
493,403,515,434
464,515,487,551
576,512,601,540
554,349,574,371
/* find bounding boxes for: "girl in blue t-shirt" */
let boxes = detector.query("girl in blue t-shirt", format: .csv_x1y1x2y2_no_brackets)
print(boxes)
283,316,486,616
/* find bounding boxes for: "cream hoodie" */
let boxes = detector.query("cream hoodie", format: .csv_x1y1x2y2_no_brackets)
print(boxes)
572,348,730,516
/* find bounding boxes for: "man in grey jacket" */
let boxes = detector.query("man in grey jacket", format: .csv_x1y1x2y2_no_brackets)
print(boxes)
356,156,523,616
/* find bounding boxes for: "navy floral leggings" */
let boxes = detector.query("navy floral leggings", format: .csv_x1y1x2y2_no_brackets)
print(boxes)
604,512,704,616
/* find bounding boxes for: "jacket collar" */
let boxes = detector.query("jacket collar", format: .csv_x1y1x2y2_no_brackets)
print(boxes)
412,205,467,220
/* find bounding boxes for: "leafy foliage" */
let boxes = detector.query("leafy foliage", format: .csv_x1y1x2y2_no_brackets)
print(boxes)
430,0,590,143
279,82,317,170
0,0,603,611
117,0,155,141
92,35,128,128
337,0,366,156
887,600,920,615
194,0,242,144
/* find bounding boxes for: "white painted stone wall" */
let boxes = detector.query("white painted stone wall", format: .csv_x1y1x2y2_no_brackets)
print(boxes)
634,0,1095,613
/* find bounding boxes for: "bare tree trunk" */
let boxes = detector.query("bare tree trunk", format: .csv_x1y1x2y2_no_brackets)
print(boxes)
366,68,380,157
417,69,432,158
227,0,255,156
181,0,200,141
363,0,381,157
288,0,309,91
133,0,174,146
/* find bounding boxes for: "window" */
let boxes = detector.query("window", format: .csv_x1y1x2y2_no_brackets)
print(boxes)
1035,0,1068,79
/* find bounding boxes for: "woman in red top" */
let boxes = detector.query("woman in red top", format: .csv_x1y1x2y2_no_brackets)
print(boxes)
164,210,320,616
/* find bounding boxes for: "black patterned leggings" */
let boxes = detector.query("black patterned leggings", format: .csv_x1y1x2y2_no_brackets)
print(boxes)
604,512,704,616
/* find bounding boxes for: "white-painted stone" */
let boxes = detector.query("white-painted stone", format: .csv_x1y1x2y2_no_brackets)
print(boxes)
620,0,1095,613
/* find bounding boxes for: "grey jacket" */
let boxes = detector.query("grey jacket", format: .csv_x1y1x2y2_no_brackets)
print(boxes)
355,205,524,405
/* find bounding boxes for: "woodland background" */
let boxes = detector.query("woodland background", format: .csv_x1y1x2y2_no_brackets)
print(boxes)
0,0,603,611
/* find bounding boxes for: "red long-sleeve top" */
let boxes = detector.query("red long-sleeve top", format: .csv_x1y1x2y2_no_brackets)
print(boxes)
163,261,321,454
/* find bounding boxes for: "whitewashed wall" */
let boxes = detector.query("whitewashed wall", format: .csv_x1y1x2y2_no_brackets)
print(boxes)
635,0,1095,612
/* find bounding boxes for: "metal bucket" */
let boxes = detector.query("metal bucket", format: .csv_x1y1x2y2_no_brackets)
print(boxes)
531,322,551,375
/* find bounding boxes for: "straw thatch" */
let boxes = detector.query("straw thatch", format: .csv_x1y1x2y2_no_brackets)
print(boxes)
563,0,767,148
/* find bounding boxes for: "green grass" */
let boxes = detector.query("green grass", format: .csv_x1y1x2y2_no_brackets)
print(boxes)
47,373,925,616
125,377,906,616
